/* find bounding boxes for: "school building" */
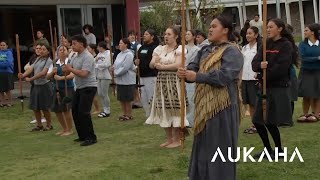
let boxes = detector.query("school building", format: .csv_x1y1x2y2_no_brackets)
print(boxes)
0,0,145,72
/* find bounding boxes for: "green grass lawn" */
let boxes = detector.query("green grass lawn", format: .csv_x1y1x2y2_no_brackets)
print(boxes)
0,95,319,180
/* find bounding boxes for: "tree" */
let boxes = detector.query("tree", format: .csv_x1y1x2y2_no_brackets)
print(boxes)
187,0,224,33
140,0,224,37
140,1,180,38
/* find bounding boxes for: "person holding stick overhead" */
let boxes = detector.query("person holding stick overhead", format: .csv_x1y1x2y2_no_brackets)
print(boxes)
63,35,98,146
251,18,294,158
47,45,74,136
135,29,159,117
146,27,189,148
19,43,54,131
178,15,243,179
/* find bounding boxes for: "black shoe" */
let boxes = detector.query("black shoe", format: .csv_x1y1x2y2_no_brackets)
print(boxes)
31,126,44,132
132,104,142,109
74,138,84,142
43,125,53,131
97,112,110,118
278,123,293,128
253,150,275,159
80,139,97,146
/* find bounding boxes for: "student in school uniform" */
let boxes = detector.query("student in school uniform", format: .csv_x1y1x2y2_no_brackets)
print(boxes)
251,18,294,158
242,26,261,134
297,23,320,122
47,45,74,136
19,43,53,131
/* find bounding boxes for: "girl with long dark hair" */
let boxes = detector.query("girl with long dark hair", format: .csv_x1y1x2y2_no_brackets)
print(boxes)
242,26,261,134
135,29,159,117
297,23,320,122
252,18,294,158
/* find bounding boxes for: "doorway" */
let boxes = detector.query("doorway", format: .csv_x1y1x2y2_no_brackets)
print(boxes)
57,5,113,44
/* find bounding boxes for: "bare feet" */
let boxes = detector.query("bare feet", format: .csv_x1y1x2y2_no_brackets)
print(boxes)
160,141,173,147
55,131,63,135
166,141,181,148
245,110,250,116
60,131,73,136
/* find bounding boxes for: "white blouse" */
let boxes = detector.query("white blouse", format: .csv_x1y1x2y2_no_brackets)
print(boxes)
241,42,258,81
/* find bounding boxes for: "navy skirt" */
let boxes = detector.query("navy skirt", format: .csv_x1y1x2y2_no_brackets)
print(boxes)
298,70,320,98
253,87,292,126
0,73,14,92
241,80,258,106
29,82,53,111
117,85,135,102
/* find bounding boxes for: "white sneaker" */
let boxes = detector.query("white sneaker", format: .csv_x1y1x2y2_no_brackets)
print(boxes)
30,118,47,124
41,118,47,123
30,119,37,124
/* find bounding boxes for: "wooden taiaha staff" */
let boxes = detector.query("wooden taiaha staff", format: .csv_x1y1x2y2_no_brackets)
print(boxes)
180,0,187,150
49,20,60,102
15,34,24,112
50,21,69,130
30,18,35,44
54,27,58,50
133,20,144,97
107,25,116,96
262,0,267,121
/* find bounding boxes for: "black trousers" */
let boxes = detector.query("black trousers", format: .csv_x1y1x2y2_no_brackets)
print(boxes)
72,87,97,141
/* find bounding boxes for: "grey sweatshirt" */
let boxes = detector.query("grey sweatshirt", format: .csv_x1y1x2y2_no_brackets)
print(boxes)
114,49,136,85
95,50,112,80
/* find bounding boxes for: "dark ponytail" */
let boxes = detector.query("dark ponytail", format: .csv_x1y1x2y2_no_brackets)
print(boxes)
215,15,234,41
145,28,159,46
248,26,262,48
304,23,320,43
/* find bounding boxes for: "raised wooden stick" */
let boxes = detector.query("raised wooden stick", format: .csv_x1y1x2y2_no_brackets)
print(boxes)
30,18,35,44
54,27,58,50
262,0,268,121
15,34,24,112
49,20,56,60
49,20,59,103
180,0,187,150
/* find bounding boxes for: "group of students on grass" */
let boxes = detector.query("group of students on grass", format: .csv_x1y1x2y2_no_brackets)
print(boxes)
1,16,320,180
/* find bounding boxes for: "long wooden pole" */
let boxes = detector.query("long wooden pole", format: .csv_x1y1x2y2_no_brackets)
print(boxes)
15,34,24,112
50,21,69,130
262,0,267,121
180,0,187,150
49,20,56,60
54,27,58,50
30,18,35,44
133,20,143,97
107,25,116,96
